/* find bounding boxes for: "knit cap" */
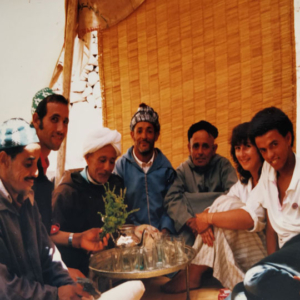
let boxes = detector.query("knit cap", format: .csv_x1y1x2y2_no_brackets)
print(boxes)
130,103,160,132
31,87,55,115
0,118,39,151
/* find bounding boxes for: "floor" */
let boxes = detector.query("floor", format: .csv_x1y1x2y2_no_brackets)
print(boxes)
141,275,222,300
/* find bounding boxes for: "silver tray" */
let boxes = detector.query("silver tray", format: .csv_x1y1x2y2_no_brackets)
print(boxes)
89,246,196,279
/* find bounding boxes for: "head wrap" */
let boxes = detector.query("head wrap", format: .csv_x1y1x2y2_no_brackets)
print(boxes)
188,120,218,141
130,103,160,132
31,87,55,115
82,127,122,157
0,118,39,151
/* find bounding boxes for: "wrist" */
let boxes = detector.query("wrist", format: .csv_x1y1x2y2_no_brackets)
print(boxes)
207,213,214,225
72,233,82,248
68,233,74,247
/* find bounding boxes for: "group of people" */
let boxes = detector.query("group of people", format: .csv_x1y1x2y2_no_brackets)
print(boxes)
0,86,299,300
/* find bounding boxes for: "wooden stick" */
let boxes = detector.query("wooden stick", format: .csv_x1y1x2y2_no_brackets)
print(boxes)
55,0,78,187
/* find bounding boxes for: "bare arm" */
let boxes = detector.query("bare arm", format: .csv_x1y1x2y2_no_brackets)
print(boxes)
51,229,109,252
196,208,254,233
265,212,278,255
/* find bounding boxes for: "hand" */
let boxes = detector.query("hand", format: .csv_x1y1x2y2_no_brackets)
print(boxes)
186,217,198,236
74,228,109,252
200,227,215,247
57,284,93,300
161,228,170,235
195,211,210,234
68,268,85,282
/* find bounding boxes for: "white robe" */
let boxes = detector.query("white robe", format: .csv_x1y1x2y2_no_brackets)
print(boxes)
192,180,267,289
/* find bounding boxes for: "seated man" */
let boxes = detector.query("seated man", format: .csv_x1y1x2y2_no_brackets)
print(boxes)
0,118,89,299
52,126,124,276
114,103,176,234
230,107,300,300
164,120,238,245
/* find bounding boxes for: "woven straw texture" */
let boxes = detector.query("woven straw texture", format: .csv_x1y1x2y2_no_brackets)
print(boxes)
98,0,296,168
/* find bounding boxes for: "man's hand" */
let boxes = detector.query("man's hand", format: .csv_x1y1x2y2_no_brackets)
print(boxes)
161,228,170,235
68,268,85,282
73,228,109,252
200,227,215,247
57,284,93,300
186,217,198,236
195,211,210,234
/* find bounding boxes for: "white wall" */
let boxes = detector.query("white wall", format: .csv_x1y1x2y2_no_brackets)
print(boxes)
0,0,65,123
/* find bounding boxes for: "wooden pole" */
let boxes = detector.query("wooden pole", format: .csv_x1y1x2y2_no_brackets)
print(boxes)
55,0,78,187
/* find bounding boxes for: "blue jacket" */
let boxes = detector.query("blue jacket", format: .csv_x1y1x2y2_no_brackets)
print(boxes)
115,146,176,233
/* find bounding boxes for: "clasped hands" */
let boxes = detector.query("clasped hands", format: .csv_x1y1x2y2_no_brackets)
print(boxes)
186,210,215,247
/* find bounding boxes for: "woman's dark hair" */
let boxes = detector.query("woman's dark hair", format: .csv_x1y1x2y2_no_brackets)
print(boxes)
230,122,263,184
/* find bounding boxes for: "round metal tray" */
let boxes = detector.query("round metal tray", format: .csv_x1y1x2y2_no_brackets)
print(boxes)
89,245,196,279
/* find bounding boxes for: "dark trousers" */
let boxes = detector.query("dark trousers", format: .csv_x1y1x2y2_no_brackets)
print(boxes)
229,234,300,300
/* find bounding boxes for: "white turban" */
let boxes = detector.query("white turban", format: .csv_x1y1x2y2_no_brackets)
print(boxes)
82,127,122,157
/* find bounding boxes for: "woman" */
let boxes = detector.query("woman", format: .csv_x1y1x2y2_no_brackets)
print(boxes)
162,122,267,293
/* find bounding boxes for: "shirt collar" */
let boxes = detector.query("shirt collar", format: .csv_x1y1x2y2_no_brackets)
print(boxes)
0,179,34,205
286,153,300,192
132,149,156,171
81,166,104,186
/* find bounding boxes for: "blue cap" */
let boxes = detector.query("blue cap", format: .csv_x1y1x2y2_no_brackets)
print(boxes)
0,118,39,151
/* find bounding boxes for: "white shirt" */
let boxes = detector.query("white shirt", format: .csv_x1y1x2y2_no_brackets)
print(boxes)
243,154,300,248
227,178,254,204
132,150,155,173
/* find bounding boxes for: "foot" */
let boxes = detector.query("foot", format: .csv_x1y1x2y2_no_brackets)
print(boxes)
161,269,201,294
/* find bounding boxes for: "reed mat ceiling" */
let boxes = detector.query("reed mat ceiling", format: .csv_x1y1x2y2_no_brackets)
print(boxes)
98,0,296,168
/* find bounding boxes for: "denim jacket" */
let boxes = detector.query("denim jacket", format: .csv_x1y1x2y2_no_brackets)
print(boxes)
115,146,176,233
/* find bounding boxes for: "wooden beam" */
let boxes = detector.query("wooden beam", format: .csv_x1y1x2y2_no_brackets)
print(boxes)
55,0,78,187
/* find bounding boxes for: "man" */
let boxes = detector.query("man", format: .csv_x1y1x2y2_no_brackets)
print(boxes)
114,103,175,233
164,120,238,245
31,87,69,233
0,118,91,299
31,88,107,257
52,126,124,276
230,107,300,300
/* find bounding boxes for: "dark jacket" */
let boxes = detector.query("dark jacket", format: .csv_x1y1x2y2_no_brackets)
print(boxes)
52,170,124,275
32,159,54,234
0,192,73,299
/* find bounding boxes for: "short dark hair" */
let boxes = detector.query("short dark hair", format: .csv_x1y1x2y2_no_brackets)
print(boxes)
230,122,263,184
35,94,68,122
2,146,25,160
250,107,294,147
188,120,218,142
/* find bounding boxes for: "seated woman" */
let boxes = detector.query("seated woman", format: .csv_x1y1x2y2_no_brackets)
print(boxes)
162,122,267,293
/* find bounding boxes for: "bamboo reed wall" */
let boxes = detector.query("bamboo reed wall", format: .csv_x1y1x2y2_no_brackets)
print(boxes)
98,0,296,168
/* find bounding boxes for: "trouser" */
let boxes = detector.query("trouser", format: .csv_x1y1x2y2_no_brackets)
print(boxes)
228,234,300,300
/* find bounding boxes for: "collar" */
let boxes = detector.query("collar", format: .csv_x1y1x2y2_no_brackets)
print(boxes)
40,152,50,175
246,178,253,192
132,149,156,172
264,153,299,191
81,166,103,186
286,153,299,192
0,179,34,206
